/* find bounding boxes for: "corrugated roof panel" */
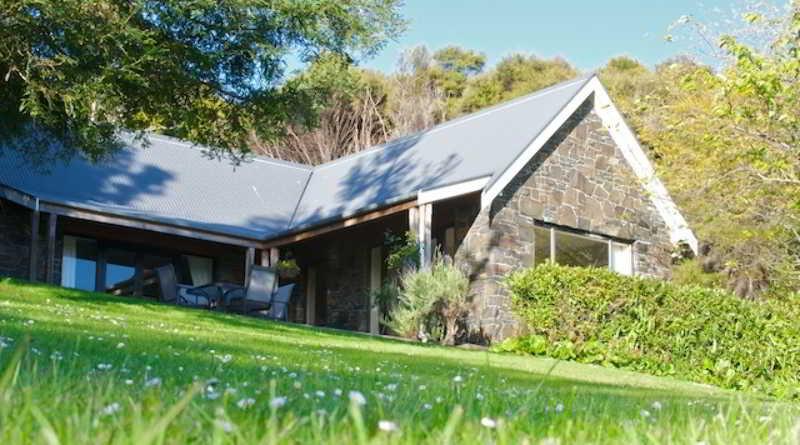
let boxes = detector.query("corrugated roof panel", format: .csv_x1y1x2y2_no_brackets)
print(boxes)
290,75,591,231
0,134,312,239
0,75,592,240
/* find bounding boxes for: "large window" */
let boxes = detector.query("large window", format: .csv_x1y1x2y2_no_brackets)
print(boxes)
61,235,215,295
533,225,632,275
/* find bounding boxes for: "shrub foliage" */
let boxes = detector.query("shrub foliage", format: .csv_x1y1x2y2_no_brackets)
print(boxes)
500,263,800,399
386,257,471,345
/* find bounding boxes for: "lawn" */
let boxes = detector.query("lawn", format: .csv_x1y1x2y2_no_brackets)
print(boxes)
0,278,797,444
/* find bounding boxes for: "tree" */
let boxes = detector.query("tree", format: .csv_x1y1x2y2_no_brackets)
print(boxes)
458,54,576,113
600,3,800,297
252,59,392,165
0,0,404,162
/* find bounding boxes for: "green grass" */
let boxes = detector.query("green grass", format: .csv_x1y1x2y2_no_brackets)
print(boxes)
0,278,797,444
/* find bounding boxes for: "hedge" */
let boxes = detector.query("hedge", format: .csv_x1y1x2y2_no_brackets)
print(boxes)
499,263,800,399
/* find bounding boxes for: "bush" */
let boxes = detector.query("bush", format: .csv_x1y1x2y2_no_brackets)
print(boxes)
499,263,800,399
386,257,471,345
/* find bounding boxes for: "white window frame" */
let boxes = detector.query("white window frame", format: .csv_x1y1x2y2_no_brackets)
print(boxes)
534,224,634,275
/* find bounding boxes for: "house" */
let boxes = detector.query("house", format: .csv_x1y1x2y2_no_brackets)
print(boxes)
0,74,697,341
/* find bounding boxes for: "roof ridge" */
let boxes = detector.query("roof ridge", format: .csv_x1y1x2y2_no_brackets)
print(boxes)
142,133,313,171
313,73,593,170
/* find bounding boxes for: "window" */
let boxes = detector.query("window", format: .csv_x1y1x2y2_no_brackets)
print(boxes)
533,224,633,275
61,236,98,291
555,230,608,268
60,236,216,296
184,255,213,285
105,248,136,290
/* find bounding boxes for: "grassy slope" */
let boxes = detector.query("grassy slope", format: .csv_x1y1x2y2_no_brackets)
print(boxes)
0,278,797,444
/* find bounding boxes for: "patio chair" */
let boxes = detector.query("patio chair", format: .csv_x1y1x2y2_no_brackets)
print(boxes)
266,283,295,321
223,265,278,313
155,264,220,308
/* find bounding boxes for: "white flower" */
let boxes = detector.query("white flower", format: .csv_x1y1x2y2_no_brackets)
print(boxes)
144,377,162,388
219,354,232,363
124,379,134,385
269,396,287,409
476,393,484,401
101,402,121,416
378,420,398,432
97,363,113,371
480,417,497,429
385,383,398,392
453,375,464,383
555,403,564,413
348,391,367,406
418,385,427,391
236,398,255,409
214,419,235,433
640,409,651,418
315,390,325,398
423,403,432,410
116,342,125,349
651,401,663,411
333,388,343,397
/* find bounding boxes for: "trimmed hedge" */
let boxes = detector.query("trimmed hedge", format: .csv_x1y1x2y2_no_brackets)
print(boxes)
499,263,800,399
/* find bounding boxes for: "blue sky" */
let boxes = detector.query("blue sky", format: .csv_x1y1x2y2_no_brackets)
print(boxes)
359,0,736,72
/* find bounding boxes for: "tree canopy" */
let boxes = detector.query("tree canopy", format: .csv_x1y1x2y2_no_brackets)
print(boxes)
0,0,404,161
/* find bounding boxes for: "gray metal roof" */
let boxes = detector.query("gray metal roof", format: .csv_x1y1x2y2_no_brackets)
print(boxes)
0,74,593,241
289,74,592,231
0,133,312,239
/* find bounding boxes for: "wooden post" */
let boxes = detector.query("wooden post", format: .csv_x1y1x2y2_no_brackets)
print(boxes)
444,227,456,258
305,267,317,325
269,247,280,267
420,203,433,268
258,249,269,267
408,206,419,236
244,247,255,281
369,246,382,334
95,243,106,292
45,213,58,284
28,204,40,281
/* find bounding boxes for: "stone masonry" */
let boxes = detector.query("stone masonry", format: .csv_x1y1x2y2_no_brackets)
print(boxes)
455,97,673,342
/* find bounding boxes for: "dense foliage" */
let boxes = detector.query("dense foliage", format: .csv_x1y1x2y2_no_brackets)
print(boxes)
0,0,404,161
386,257,471,345
500,264,800,399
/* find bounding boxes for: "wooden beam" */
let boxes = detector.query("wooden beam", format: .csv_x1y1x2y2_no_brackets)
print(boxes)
45,213,58,284
29,206,40,281
263,200,417,248
40,202,260,248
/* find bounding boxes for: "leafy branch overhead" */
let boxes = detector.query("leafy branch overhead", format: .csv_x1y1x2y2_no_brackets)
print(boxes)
0,0,405,161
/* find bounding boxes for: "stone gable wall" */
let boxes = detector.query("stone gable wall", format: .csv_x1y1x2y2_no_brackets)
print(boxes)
455,98,673,342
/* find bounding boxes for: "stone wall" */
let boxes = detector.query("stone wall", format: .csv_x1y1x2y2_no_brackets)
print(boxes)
0,199,61,283
455,98,673,342
0,199,33,280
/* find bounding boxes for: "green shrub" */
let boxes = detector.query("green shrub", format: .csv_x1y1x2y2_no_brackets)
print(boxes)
500,263,800,399
386,257,471,344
